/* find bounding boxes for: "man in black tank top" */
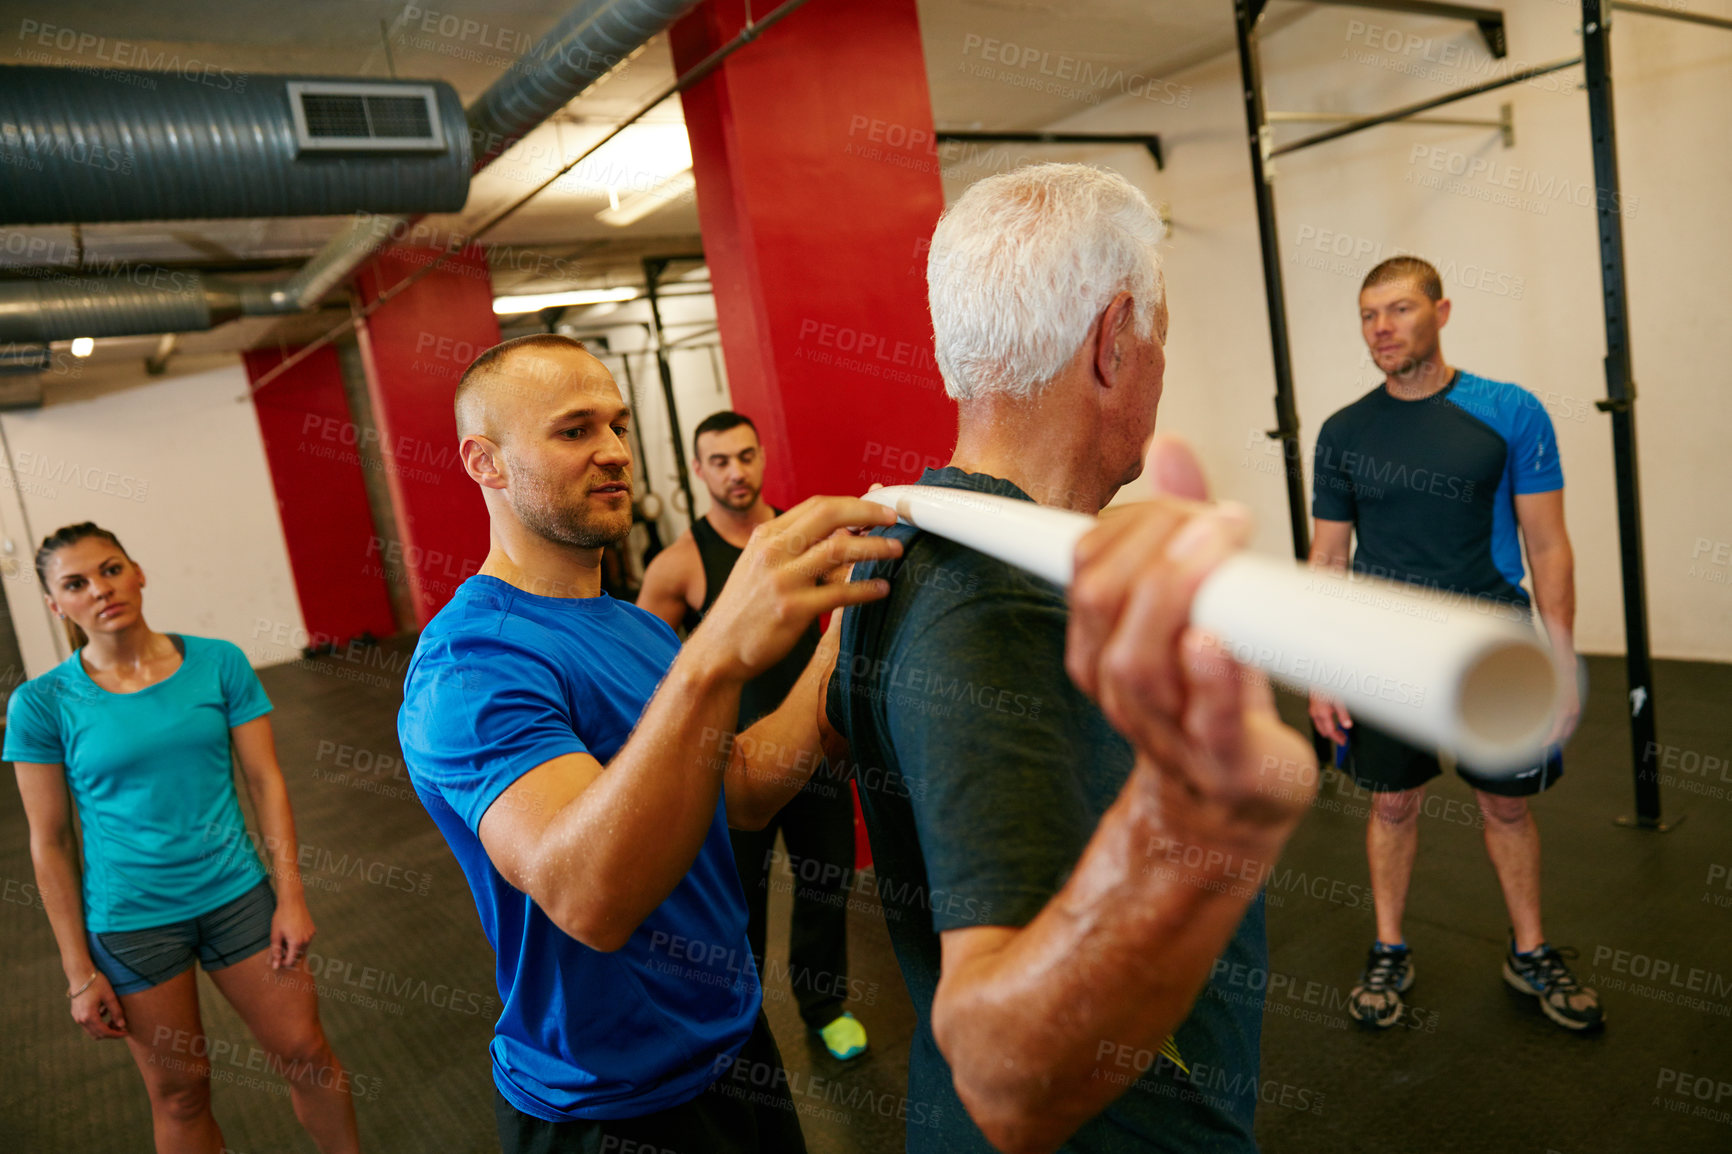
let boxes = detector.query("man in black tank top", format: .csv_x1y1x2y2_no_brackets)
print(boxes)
638,412,867,1061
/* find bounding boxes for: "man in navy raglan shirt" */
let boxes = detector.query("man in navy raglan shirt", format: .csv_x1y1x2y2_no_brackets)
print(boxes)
1308,255,1601,1034
396,333,905,1152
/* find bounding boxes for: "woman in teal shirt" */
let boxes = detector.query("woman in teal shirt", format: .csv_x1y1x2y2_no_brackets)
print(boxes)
8,522,361,1153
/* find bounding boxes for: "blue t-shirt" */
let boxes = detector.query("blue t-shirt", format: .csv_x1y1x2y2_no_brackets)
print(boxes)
2,634,273,932
397,575,759,1123
1312,370,1564,604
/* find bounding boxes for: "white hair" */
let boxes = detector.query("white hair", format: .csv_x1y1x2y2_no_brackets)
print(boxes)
927,163,1166,402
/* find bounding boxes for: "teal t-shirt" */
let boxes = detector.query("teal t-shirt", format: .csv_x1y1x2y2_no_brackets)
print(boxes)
3,634,273,932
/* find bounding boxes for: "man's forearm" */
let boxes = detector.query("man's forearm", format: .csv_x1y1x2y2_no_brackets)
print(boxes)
536,648,747,948
1308,541,1350,572
722,701,826,831
1529,541,1576,650
933,741,1295,1153
722,632,837,829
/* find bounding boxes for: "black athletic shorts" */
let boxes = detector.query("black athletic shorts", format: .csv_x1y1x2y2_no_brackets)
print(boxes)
493,1012,808,1154
1341,720,1564,798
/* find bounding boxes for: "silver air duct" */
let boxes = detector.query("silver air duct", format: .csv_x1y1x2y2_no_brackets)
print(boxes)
465,0,703,170
281,0,706,314
0,0,706,346
0,67,472,226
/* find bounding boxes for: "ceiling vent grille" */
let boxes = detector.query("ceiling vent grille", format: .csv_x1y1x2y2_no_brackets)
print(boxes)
288,82,445,152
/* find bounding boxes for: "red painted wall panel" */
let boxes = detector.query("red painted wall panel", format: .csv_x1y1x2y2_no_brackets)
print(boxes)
244,345,397,648
671,0,957,512
351,245,500,626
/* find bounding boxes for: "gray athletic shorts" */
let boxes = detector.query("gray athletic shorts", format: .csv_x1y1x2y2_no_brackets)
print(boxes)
86,878,275,995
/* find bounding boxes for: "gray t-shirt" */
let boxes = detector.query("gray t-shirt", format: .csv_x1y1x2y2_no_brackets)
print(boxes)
827,467,1266,1153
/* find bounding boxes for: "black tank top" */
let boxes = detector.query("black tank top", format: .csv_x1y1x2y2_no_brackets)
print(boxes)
684,512,821,729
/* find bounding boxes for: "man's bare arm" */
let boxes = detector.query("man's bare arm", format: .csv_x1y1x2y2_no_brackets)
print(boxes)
1515,488,1577,741
1306,517,1354,742
721,614,845,831
933,695,1308,1153
1515,490,1574,647
477,498,900,952
930,494,1318,1154
1309,517,1353,572
636,533,700,633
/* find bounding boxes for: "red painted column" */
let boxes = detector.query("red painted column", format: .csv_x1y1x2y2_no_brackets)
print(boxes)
674,0,953,868
351,245,500,626
245,345,397,648
671,0,957,513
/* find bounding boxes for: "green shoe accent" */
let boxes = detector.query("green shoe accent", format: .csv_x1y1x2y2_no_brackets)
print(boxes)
818,1012,868,1060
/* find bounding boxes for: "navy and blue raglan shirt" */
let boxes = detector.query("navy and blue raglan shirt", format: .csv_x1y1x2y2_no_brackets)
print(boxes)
398,577,759,1122
1311,370,1563,605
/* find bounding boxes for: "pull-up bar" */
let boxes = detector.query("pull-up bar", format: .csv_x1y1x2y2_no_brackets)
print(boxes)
1266,103,1514,149
1272,0,1732,167
1271,56,1579,156
934,131,1164,170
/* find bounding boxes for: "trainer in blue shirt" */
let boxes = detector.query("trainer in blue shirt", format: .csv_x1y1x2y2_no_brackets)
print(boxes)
1308,255,1600,1036
397,333,901,1153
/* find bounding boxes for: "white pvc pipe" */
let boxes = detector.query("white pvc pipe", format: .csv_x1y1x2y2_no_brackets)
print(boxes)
863,485,1559,774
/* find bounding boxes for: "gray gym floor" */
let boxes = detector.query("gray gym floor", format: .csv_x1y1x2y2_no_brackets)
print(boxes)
2,647,1728,1153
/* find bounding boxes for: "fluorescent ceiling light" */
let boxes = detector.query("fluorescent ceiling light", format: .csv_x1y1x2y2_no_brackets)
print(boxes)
566,123,693,194
596,169,697,228
492,287,639,315
70,337,94,357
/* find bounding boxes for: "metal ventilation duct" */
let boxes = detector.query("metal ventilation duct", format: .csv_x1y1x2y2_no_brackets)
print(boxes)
0,67,472,226
0,271,251,342
0,0,706,348
466,0,704,170
281,0,708,312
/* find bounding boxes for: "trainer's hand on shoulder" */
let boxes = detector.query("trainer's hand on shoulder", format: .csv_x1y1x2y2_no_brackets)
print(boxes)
1065,437,1317,844
694,496,902,684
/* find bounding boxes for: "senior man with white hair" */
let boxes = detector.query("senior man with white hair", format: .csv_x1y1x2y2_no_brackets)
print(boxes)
823,163,1315,1153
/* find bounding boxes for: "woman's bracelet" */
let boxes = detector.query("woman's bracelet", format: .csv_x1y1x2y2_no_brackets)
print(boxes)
66,970,98,999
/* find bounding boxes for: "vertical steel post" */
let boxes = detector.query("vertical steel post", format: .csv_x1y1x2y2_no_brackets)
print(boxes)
1234,0,1311,561
643,256,699,525
1581,0,1666,828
